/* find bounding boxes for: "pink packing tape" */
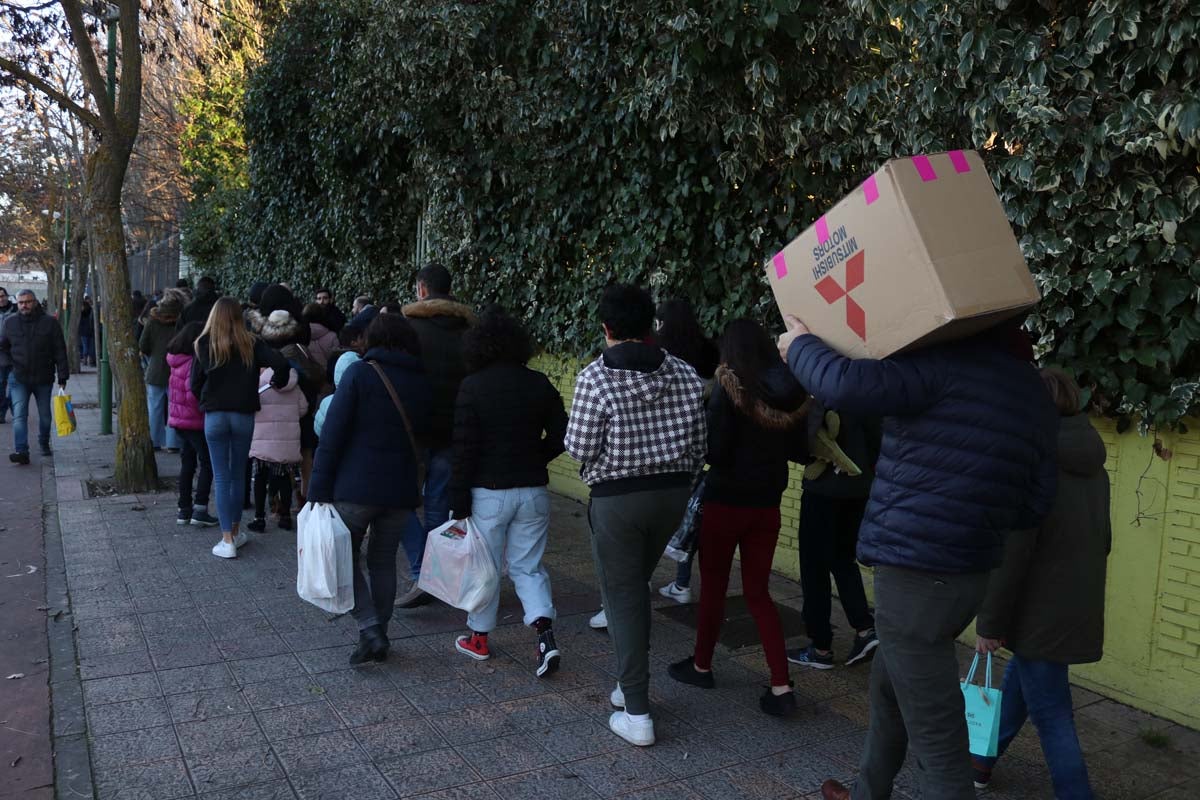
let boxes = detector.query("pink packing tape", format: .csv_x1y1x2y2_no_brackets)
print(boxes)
948,150,971,173
863,176,879,205
815,216,830,244
772,252,788,279
912,155,937,182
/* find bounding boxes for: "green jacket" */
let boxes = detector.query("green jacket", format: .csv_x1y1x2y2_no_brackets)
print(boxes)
976,413,1111,664
138,312,177,387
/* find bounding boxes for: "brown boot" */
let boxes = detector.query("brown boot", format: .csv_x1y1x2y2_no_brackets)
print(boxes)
821,779,851,800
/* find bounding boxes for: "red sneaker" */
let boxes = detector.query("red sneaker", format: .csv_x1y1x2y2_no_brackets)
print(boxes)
455,632,490,661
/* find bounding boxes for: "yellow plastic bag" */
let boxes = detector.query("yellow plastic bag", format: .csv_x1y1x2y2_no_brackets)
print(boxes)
54,388,76,437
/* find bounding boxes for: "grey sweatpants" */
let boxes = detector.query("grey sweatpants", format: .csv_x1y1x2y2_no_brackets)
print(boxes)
589,486,691,715
854,565,990,800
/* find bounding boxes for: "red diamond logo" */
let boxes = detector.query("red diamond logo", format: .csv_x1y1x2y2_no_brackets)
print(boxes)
815,251,866,341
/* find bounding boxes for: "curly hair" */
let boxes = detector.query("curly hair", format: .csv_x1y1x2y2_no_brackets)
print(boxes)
462,308,534,373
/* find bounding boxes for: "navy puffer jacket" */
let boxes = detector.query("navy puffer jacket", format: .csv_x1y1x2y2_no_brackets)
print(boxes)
786,329,1058,574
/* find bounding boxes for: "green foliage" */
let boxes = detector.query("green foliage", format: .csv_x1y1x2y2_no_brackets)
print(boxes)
195,0,1200,425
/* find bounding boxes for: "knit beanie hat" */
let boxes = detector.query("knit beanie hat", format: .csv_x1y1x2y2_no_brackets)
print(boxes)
248,281,270,307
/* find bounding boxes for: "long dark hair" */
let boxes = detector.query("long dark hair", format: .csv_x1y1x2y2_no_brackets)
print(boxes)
718,318,781,398
463,307,534,373
656,298,717,379
167,321,205,356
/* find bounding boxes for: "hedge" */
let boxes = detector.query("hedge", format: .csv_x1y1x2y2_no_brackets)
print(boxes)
182,0,1200,426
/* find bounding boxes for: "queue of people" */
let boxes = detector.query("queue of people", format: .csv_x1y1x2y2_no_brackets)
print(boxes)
2,264,1110,799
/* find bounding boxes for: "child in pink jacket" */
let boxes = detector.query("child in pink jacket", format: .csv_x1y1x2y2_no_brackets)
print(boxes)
247,366,308,532
166,323,217,527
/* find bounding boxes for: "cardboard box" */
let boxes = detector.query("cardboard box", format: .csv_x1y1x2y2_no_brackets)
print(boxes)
765,150,1039,359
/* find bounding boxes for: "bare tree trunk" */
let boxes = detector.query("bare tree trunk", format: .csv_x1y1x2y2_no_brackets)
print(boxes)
66,234,89,374
89,147,158,492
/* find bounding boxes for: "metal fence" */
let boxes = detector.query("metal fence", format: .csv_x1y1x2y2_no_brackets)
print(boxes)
126,232,181,296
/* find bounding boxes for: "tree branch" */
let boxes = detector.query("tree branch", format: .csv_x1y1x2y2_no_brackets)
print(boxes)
0,55,103,130
58,0,117,131
115,0,142,132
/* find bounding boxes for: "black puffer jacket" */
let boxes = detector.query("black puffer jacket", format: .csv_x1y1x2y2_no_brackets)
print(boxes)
976,414,1111,664
178,287,217,331
403,296,475,449
704,363,809,508
449,362,568,518
0,307,69,386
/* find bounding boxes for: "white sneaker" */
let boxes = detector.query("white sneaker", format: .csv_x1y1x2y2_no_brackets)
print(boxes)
609,711,655,746
233,530,249,549
211,540,237,559
658,581,692,604
589,609,608,629
610,683,625,709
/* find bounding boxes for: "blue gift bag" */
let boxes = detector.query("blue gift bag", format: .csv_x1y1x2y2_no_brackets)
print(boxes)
961,653,1003,757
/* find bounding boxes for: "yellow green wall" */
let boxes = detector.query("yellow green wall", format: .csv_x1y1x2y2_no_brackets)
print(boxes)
535,355,1200,729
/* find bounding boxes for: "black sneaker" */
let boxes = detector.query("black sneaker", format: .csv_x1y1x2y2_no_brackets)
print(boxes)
667,656,715,689
277,516,294,531
395,585,433,608
972,757,993,791
760,686,798,717
9,451,30,465
845,629,879,666
40,445,52,457
786,646,835,670
176,510,192,525
190,510,219,527
246,517,267,533
535,630,560,678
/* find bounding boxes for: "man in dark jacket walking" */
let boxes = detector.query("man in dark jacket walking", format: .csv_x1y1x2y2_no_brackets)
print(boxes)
395,263,475,607
178,276,219,331
0,290,69,464
972,368,1109,799
0,286,17,423
778,315,1058,800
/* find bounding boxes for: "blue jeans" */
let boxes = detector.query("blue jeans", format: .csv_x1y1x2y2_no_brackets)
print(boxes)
0,363,11,420
975,655,1093,800
80,335,95,362
204,411,255,533
9,378,52,454
466,486,554,633
145,384,178,449
400,447,454,579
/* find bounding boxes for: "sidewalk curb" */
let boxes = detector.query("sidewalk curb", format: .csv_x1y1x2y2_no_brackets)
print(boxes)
42,458,96,800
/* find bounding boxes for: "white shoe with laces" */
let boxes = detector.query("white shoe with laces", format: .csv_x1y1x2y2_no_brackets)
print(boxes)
233,530,249,549
211,540,237,559
609,710,655,746
610,683,625,709
589,609,608,629
658,581,693,604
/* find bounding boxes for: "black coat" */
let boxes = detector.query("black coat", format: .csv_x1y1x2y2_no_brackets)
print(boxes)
0,308,69,386
308,348,432,509
801,401,882,499
976,414,1111,664
449,363,568,517
704,363,809,508
402,296,474,450
178,288,218,331
190,336,289,413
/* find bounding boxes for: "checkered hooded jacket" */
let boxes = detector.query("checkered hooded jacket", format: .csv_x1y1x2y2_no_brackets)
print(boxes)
565,350,707,486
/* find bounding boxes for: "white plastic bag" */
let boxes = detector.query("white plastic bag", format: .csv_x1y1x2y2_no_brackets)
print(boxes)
296,502,354,614
417,519,499,613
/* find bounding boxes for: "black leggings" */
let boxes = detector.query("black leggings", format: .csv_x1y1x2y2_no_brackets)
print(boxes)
253,461,294,519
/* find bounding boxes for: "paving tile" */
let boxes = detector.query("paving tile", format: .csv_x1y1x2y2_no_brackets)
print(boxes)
647,731,742,778
157,662,237,695
327,690,418,727
377,747,481,797
79,650,156,681
682,762,798,800
401,677,489,715
228,653,307,685
273,730,370,776
150,642,226,670
90,724,182,769
176,712,268,757
352,717,447,761
568,748,678,798
240,675,328,711
257,700,345,742
615,783,706,800
315,666,396,698
429,704,519,744
527,719,624,762
489,764,602,800
294,645,359,674
497,692,587,731
198,780,299,800
93,757,193,800
82,672,162,705
454,734,557,780
753,747,855,795
166,686,252,723
217,634,293,661
86,696,172,736
291,763,397,800
414,784,499,800
188,745,285,793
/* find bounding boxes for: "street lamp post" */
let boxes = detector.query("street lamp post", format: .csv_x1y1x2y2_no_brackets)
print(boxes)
97,2,118,435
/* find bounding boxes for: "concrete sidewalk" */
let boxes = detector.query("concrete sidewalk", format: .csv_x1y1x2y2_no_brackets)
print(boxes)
46,375,1200,800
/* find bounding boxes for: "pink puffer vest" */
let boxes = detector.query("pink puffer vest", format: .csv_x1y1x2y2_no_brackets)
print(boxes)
249,367,309,464
166,353,204,431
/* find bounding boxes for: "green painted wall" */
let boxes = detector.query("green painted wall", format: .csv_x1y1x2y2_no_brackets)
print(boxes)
535,355,1200,729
